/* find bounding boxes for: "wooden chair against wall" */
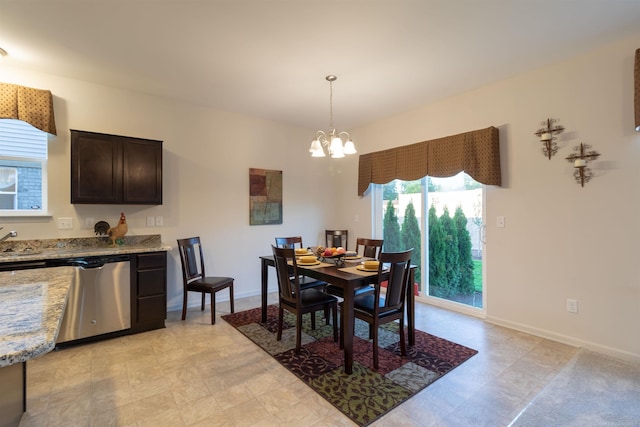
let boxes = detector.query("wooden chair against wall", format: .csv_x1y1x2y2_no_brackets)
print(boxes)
177,237,234,325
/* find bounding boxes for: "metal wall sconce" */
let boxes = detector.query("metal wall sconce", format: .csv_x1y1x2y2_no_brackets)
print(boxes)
565,143,600,187
534,118,564,159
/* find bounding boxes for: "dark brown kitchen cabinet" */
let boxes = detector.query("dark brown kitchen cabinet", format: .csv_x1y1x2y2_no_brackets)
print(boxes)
130,251,167,333
71,130,162,205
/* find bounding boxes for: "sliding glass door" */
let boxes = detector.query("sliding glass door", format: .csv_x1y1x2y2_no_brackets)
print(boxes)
374,172,484,310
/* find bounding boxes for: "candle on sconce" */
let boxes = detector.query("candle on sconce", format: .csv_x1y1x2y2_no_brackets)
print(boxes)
540,132,552,141
574,159,586,168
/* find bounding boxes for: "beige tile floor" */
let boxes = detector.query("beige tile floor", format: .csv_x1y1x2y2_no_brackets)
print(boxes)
20,294,581,427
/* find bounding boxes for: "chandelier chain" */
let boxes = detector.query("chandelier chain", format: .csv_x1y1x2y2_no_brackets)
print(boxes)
328,79,334,130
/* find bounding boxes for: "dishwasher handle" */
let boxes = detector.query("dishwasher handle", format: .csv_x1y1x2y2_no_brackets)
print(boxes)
69,259,104,269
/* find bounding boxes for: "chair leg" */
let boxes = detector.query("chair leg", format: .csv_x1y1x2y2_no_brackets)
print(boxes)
296,312,302,354
277,307,284,341
373,320,379,370
229,283,235,313
332,303,338,342
399,318,406,357
339,304,344,349
310,311,316,330
181,290,188,321
210,291,216,325
200,292,205,311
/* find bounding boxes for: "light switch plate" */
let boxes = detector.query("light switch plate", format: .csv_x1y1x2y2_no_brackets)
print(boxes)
155,216,163,227
58,217,73,229
496,216,505,228
146,216,155,227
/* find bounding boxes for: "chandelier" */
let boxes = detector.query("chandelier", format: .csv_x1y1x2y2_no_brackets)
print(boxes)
308,75,357,158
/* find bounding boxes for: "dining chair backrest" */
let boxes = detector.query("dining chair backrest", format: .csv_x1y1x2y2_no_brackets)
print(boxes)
271,245,300,306
375,249,413,312
325,229,348,249
355,237,384,259
177,236,206,283
274,236,304,249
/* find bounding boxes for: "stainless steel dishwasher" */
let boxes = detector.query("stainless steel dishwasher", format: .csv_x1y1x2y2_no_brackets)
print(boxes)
56,255,131,344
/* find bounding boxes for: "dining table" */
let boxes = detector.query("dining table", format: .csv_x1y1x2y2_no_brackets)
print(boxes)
259,254,416,375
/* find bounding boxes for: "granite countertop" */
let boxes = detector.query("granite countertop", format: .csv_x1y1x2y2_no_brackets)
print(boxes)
0,234,172,264
0,267,74,367
0,234,172,367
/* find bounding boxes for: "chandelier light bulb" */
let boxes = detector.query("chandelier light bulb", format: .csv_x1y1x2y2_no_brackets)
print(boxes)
343,139,356,155
309,139,322,153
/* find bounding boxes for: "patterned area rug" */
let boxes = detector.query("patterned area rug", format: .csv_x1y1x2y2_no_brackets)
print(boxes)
222,305,477,426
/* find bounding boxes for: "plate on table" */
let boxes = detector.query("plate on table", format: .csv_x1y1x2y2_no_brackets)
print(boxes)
356,265,383,272
344,255,361,260
295,252,314,257
298,260,321,266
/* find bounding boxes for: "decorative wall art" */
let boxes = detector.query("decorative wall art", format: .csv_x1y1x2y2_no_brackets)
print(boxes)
249,168,282,225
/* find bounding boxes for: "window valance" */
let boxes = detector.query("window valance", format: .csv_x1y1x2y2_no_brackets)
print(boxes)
0,82,57,135
358,126,501,196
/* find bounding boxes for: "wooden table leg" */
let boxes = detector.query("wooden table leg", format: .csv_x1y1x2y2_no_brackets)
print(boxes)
261,258,268,323
343,286,354,374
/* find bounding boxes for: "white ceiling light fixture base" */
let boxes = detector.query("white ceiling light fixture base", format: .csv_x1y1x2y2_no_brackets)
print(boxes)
309,75,357,158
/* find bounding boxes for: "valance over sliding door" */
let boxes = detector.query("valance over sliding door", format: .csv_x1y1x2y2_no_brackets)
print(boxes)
358,126,501,196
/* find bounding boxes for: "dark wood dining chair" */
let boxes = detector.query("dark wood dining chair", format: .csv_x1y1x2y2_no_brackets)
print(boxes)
355,237,384,259
325,229,348,249
177,237,234,325
347,248,413,370
271,245,338,353
325,237,384,299
274,236,326,290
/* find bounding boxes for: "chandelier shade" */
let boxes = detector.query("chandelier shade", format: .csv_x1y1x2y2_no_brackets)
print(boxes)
309,75,357,158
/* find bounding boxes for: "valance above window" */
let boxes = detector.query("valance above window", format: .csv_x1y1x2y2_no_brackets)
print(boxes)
0,82,57,135
358,126,501,196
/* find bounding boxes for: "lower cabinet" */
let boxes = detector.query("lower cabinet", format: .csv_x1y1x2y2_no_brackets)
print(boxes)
130,251,167,333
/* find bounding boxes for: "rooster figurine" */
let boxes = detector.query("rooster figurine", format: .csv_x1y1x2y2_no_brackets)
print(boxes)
108,212,128,246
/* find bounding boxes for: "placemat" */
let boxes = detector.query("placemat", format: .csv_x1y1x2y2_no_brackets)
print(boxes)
338,265,381,276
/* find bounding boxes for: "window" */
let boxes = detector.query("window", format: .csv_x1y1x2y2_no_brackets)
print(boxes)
374,172,484,312
0,119,48,214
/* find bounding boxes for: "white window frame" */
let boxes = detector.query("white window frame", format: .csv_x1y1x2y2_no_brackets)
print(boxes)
0,119,49,217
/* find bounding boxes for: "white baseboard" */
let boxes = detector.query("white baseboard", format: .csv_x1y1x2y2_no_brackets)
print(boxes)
485,315,640,365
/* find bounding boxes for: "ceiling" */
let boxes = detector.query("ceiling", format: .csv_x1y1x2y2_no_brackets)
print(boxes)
1,1,640,130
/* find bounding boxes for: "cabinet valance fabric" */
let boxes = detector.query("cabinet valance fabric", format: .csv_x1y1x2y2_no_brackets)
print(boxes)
0,82,57,135
357,126,501,196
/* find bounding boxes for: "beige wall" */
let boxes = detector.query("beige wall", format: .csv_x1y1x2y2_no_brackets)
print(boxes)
342,33,640,362
0,65,344,313
1,31,639,362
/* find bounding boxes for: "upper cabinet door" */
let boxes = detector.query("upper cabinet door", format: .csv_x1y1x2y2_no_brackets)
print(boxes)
123,138,163,205
71,131,123,204
71,130,162,205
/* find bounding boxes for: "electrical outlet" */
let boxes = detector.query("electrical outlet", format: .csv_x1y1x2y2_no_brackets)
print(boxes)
58,217,73,229
567,298,578,313
155,216,163,227
85,217,95,229
146,216,155,227
496,216,505,228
